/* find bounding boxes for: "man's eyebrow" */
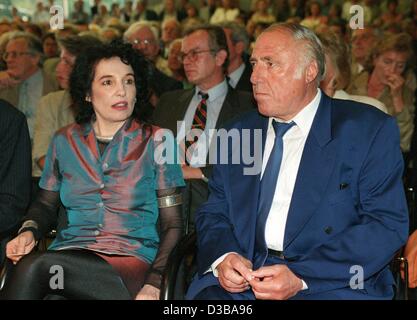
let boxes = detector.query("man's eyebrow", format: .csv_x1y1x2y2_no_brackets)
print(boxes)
260,56,274,62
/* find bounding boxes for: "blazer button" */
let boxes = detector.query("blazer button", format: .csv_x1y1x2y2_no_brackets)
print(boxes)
324,226,333,234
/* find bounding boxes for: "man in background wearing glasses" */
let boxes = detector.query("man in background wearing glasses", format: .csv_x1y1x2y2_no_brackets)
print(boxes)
153,25,255,233
0,32,59,141
0,32,59,202
123,22,181,106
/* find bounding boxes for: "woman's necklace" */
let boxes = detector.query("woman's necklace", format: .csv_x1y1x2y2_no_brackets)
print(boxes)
93,122,114,143
95,134,114,142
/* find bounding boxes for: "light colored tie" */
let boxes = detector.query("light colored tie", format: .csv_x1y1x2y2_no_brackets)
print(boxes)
19,81,30,117
19,81,35,140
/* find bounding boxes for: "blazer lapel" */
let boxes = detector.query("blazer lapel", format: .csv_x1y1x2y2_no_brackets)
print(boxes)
215,86,238,128
172,89,194,136
284,95,336,249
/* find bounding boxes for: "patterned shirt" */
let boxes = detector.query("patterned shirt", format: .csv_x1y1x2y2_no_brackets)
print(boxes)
40,119,185,264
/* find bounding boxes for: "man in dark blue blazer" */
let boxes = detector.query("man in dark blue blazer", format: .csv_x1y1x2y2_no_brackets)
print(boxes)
186,23,409,300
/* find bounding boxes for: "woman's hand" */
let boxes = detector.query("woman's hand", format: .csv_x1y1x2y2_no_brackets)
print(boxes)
135,284,160,300
5,231,37,264
384,74,405,114
385,74,405,98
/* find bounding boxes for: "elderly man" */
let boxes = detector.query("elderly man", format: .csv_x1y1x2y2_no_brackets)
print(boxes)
124,21,169,75
219,21,252,92
346,26,379,91
186,23,408,300
124,22,181,104
0,32,59,140
161,18,181,59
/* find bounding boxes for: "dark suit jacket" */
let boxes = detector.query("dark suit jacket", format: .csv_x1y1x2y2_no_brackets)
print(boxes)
150,66,182,98
133,9,158,21
186,94,409,300
0,99,31,238
153,86,256,230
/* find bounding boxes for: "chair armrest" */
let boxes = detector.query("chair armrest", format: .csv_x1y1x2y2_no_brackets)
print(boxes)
160,231,197,300
0,259,13,291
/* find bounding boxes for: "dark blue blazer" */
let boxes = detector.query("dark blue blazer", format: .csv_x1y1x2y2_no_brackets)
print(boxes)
186,93,409,300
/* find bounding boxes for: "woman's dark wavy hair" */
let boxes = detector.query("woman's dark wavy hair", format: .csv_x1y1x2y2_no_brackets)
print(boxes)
69,40,153,124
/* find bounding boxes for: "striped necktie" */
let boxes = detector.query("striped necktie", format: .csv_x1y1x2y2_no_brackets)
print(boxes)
185,91,209,153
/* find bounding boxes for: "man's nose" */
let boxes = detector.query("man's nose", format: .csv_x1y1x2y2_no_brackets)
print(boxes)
250,65,261,84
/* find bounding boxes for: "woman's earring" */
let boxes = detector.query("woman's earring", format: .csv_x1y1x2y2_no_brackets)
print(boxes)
85,96,91,102
133,98,137,104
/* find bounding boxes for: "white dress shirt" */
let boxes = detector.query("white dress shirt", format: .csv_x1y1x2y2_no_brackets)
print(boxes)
263,89,321,251
228,63,245,89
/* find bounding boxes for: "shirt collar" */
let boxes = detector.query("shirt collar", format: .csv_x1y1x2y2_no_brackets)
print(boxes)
270,88,321,137
23,69,42,88
195,79,228,102
228,63,245,88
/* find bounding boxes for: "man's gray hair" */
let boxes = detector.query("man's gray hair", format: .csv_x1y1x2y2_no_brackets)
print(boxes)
124,21,160,41
7,31,43,66
162,18,181,31
8,31,43,55
217,21,249,51
264,23,326,84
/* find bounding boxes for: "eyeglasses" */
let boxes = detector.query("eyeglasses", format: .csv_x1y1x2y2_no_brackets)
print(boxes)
178,49,216,63
130,39,156,47
2,51,32,60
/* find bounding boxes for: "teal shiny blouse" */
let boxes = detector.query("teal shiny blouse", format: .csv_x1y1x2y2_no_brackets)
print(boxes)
39,119,185,263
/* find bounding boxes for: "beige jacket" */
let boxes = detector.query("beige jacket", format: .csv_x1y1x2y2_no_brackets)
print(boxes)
32,90,74,177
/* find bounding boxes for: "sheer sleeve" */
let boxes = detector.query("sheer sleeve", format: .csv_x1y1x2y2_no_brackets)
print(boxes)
22,188,60,240
144,187,183,289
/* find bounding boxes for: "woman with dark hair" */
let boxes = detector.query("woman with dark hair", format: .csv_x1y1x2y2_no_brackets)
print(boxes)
1,41,185,300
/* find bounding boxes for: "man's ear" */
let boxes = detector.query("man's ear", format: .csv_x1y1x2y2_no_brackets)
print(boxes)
215,49,228,67
305,60,319,84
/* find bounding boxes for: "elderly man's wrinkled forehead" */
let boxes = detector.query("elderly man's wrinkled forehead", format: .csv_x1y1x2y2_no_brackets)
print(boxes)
256,28,303,52
134,26,157,41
